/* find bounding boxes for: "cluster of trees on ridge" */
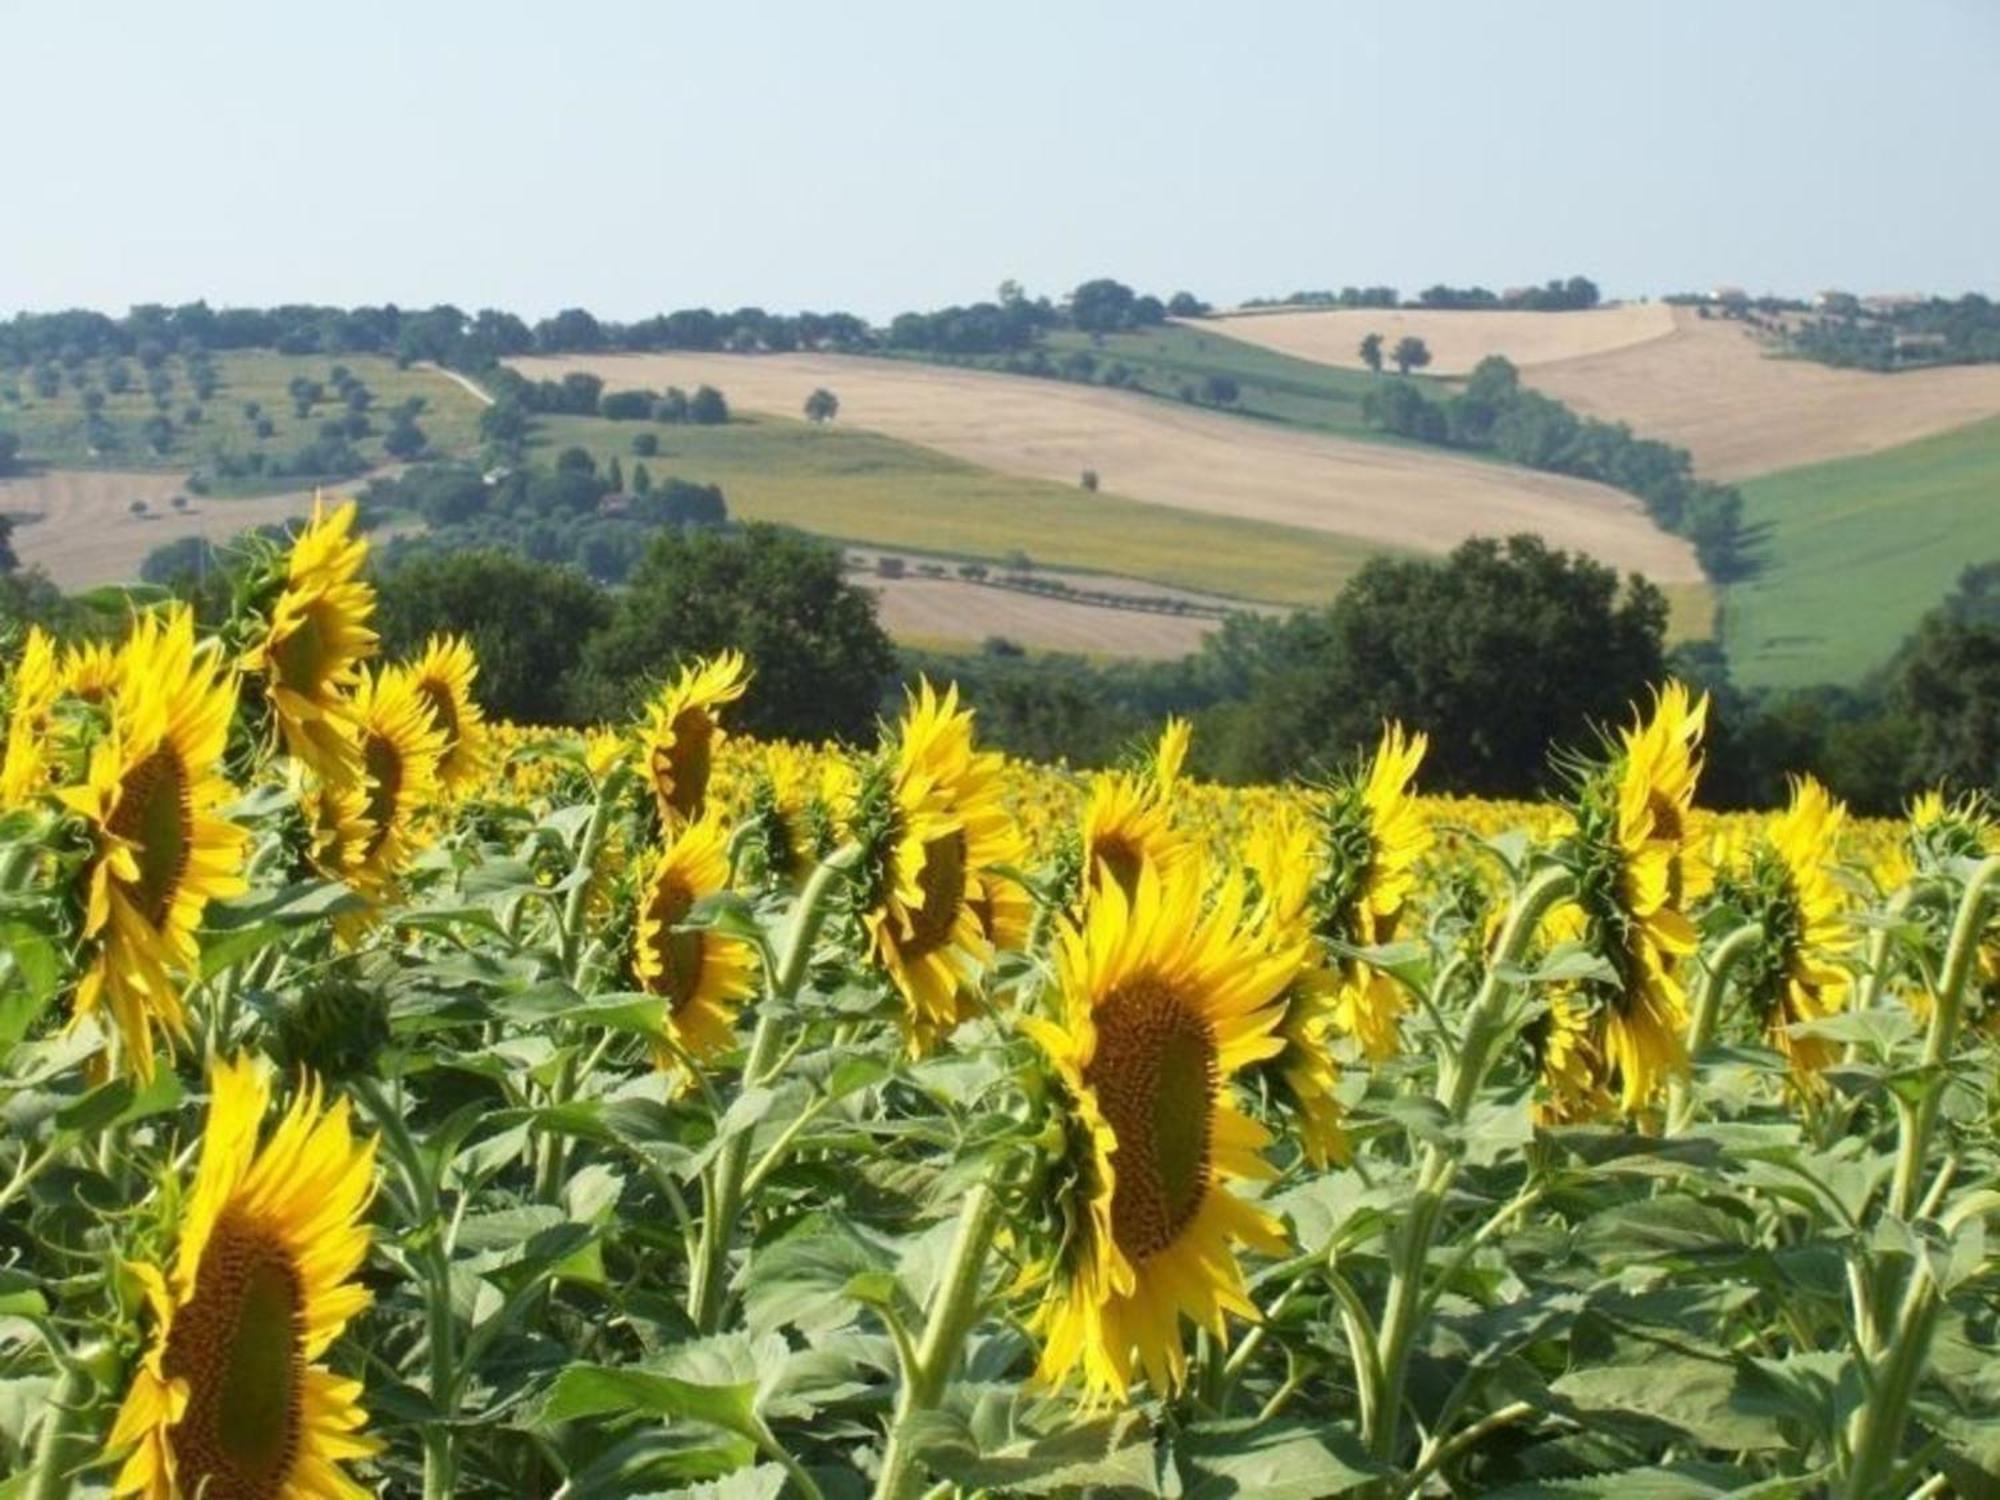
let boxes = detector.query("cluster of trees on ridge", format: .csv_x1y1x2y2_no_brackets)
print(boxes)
1781,294,2000,371
1241,276,1600,312
14,510,1989,814
0,278,1207,376
1357,355,1748,579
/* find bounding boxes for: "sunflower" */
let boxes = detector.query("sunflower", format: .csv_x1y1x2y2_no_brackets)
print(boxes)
57,609,247,1081
1517,902,1615,1125
404,634,489,794
60,634,125,703
1560,683,1709,1112
850,681,1028,1052
1244,807,1347,1166
105,1054,378,1500
1714,777,1853,1075
1618,680,1711,907
632,813,760,1073
738,742,834,890
240,498,377,780
340,664,446,905
1023,859,1299,1400
1078,724,1198,906
1315,723,1432,1061
0,626,63,810
641,650,748,827
1884,791,2000,1030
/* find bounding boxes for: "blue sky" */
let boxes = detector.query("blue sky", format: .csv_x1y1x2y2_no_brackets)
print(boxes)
4,0,1996,319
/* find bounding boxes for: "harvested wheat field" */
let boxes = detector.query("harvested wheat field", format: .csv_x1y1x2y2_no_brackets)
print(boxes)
0,470,325,588
1203,302,1677,375
1524,309,2000,480
512,353,1703,585
849,549,1269,657
868,574,1221,657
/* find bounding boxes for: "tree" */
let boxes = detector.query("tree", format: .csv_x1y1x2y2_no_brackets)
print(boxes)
1359,333,1384,373
1201,374,1240,406
1080,470,1099,492
0,515,16,574
1392,336,1432,376
688,386,729,425
600,390,656,421
632,431,660,457
1896,564,2000,791
1069,279,1139,335
480,398,528,446
804,388,839,423
382,415,427,460
0,430,19,475
579,524,895,741
374,550,613,724
1166,292,1209,318
1213,535,1668,795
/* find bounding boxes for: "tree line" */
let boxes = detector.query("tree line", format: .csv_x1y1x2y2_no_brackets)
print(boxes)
0,277,1211,376
1783,294,2000,370
1241,275,1600,313
8,518,1996,811
1359,355,1749,579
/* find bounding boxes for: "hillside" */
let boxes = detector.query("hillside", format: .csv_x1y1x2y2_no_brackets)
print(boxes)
510,351,1704,586
0,469,327,588
0,350,484,481
1526,308,2000,481
1723,416,2000,688
523,409,1383,609
1204,301,1677,375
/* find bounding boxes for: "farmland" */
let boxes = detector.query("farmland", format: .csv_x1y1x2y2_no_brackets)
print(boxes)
514,352,1705,586
887,321,1410,442
0,349,485,481
1523,308,2000,481
1205,300,1677,375
1722,415,2000,688
528,411,1383,607
0,468,328,588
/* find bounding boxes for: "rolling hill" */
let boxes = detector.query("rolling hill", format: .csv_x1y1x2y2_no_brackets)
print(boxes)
510,351,1704,587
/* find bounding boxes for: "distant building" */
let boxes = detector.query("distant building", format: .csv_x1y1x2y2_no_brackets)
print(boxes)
1709,285,1748,304
1862,292,1926,314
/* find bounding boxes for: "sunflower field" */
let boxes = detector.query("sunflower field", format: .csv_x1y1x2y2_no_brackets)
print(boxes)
4,502,2000,1500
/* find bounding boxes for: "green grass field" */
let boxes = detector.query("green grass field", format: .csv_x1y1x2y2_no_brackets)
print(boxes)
530,412,1385,607
1721,416,2000,689
879,322,1461,446
0,350,485,484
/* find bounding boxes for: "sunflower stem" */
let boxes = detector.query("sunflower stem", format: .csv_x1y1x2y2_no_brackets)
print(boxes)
1369,864,1572,1469
1844,855,2000,1497
687,847,852,1332
25,1356,91,1500
1437,865,1575,1120
1890,855,1999,1221
1666,921,1767,1134
558,775,620,983
874,1179,1002,1500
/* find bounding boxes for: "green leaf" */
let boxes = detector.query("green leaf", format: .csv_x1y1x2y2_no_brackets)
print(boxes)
641,1467,788,1500
1551,1358,1788,1452
904,1405,1160,1495
1178,1419,1384,1498
539,1334,792,1439
741,1212,902,1337
0,922,60,1048
53,1067,181,1136
1482,1464,1820,1498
